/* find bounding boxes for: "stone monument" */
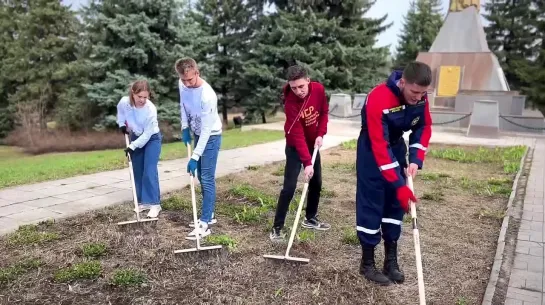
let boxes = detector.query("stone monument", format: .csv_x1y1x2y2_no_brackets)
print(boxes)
415,0,545,135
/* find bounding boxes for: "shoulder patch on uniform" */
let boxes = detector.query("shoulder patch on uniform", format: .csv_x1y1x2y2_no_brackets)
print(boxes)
388,105,405,113
411,117,420,126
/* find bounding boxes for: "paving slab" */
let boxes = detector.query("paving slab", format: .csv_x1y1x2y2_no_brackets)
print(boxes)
498,139,545,305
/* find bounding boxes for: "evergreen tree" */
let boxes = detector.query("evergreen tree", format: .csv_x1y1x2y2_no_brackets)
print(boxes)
191,0,259,126
514,0,545,113
394,0,443,69
483,0,538,91
240,0,390,123
0,0,82,136
81,0,209,131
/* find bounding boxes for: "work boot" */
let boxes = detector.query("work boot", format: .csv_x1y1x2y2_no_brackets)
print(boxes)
360,245,391,286
383,241,405,283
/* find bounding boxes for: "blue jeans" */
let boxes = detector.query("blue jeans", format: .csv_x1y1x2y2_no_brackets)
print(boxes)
130,132,162,205
194,134,221,223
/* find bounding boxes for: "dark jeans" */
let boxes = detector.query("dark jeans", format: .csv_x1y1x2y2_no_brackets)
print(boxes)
273,145,322,229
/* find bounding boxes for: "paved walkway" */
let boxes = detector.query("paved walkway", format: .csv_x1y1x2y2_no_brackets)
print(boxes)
0,134,355,235
503,139,545,305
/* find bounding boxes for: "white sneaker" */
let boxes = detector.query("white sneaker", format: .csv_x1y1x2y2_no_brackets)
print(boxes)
185,221,211,240
134,204,151,213
188,218,217,227
147,205,162,218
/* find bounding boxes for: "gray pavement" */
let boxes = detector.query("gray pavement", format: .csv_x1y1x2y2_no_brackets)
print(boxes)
502,139,545,305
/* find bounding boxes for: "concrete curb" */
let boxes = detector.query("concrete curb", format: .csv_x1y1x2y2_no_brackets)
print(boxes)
481,145,530,305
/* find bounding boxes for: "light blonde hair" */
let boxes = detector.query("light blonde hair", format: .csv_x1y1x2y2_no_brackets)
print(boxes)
128,80,152,107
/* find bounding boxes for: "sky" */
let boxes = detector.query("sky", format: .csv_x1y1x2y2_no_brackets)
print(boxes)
61,0,490,54
365,0,490,54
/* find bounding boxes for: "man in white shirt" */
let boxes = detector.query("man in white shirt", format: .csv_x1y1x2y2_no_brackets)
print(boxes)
175,57,223,240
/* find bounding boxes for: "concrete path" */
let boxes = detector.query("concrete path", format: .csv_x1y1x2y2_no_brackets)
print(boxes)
0,135,355,235
502,139,545,305
244,119,540,148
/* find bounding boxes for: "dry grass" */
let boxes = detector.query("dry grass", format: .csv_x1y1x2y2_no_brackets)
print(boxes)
3,122,181,155
0,143,525,305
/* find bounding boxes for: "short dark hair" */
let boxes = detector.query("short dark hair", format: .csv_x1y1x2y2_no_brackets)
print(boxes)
402,61,432,87
286,64,308,81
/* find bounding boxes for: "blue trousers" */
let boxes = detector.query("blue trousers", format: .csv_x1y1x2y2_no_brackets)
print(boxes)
129,132,162,205
356,131,407,247
194,134,221,223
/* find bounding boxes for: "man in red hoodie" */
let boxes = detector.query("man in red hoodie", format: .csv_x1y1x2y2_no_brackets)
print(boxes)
270,64,330,241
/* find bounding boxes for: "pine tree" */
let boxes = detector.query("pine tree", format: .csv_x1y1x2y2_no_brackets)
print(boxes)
190,0,259,126
394,0,444,69
81,0,208,130
0,0,82,136
514,0,545,113
240,0,390,123
483,0,538,91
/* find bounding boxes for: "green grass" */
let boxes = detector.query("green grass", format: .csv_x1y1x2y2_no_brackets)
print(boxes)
53,261,102,282
80,243,107,258
204,234,238,252
459,176,513,197
421,191,445,202
429,145,526,174
341,139,357,150
161,196,192,211
110,268,147,286
216,184,279,225
341,227,359,245
296,229,315,243
7,224,59,246
0,258,43,284
0,129,284,189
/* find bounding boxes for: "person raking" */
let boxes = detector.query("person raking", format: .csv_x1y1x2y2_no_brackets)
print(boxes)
270,64,330,242
116,80,163,218
355,61,433,286
176,57,223,240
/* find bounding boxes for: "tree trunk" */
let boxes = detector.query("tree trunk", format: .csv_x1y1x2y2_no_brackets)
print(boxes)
221,24,229,127
261,111,267,123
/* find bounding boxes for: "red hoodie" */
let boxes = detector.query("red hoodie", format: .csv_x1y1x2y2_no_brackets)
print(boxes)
282,81,329,167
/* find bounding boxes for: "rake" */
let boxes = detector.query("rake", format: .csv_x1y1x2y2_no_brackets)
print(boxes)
174,143,222,254
407,174,426,305
263,147,319,264
117,133,159,226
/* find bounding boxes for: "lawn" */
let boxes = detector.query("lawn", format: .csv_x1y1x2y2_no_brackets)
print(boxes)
0,129,284,189
0,142,527,304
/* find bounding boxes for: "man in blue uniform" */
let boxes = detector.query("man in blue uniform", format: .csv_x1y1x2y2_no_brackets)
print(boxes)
356,61,433,286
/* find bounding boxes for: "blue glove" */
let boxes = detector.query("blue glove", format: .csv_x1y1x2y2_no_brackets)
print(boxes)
182,128,191,146
187,158,198,176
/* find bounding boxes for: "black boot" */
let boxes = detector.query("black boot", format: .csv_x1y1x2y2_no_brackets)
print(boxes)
383,241,405,283
360,245,391,286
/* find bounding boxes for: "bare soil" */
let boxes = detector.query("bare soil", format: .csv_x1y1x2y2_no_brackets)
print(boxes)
0,144,520,305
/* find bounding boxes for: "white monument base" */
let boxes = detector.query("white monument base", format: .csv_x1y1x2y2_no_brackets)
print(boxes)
329,93,352,118
466,100,500,139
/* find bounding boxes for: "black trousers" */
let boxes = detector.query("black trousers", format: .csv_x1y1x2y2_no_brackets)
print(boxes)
273,145,322,229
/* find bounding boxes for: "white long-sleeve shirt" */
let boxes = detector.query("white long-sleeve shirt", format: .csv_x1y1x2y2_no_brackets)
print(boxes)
116,96,160,150
179,79,222,161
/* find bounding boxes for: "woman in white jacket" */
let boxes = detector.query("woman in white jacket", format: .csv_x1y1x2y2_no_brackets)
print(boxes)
117,80,163,218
